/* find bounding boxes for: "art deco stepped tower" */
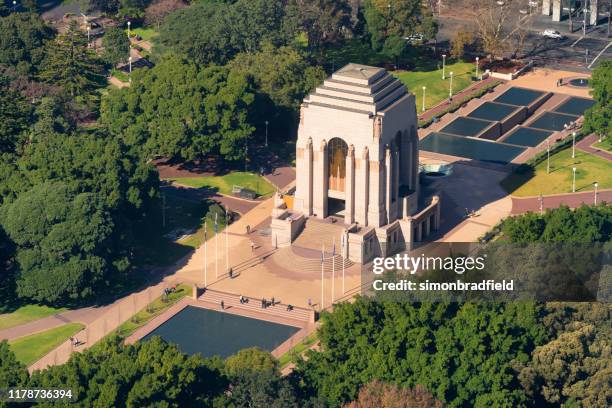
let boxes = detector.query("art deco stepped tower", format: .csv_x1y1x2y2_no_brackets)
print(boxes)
293,63,420,228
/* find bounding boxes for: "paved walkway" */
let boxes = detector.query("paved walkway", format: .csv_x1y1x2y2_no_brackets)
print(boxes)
577,134,612,162
0,304,114,341
418,76,500,122
511,190,612,214
264,166,296,190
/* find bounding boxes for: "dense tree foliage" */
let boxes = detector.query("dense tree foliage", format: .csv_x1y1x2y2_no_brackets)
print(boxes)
294,301,547,407
0,76,32,154
362,0,437,52
156,0,290,65
39,22,105,97
503,205,612,243
1,182,114,302
28,336,228,407
101,55,255,161
0,12,54,75
0,226,15,310
515,303,611,407
228,43,325,135
286,0,352,53
102,26,131,67
0,341,28,391
344,381,443,408
584,60,611,139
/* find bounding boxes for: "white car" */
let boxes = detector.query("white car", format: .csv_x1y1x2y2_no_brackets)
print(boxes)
542,29,563,39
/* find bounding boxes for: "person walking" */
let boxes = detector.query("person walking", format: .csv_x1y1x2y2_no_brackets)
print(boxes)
220,300,225,310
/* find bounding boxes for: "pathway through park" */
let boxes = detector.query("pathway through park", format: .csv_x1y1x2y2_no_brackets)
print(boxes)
511,190,612,214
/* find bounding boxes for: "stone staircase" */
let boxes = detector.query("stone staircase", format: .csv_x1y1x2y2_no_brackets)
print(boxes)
270,247,354,274
198,289,313,323
293,218,346,251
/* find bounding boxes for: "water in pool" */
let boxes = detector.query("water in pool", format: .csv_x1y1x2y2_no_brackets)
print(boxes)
143,306,300,358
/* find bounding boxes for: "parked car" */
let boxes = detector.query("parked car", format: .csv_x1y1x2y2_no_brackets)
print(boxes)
403,33,424,43
542,29,564,39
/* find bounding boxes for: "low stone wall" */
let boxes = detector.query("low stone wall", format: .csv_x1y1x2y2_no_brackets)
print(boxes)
500,106,528,134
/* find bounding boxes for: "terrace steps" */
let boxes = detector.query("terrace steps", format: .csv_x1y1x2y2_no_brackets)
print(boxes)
198,290,313,323
270,246,355,274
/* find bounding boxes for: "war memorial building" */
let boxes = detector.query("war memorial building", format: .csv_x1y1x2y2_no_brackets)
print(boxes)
271,64,440,264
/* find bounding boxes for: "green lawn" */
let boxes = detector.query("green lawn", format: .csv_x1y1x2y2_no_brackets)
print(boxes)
501,148,612,197
394,61,476,110
114,284,191,339
0,305,67,331
111,68,130,83
127,27,159,42
9,323,84,365
133,193,226,266
593,137,611,153
278,333,318,368
168,172,276,198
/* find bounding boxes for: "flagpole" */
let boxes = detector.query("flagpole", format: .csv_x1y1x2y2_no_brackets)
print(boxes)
225,206,229,273
342,234,345,294
321,243,324,311
332,238,335,304
215,213,218,279
204,221,208,288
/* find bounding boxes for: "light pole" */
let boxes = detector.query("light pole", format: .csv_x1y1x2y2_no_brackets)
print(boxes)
422,86,426,112
572,131,576,158
12,0,16,12
127,21,131,39
244,142,248,172
539,193,543,214
572,167,576,192
546,139,550,174
264,120,269,147
442,54,447,79
449,71,454,98
594,182,598,205
475,57,480,79
87,26,90,48
128,56,132,74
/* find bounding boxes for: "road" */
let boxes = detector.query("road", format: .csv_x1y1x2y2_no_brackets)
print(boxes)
436,13,611,72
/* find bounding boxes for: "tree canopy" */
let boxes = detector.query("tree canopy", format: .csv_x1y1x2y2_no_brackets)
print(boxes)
39,21,106,97
0,182,114,302
502,205,612,243
102,26,131,67
584,60,611,139
0,12,54,75
0,76,32,154
156,0,290,65
362,0,437,51
101,55,256,161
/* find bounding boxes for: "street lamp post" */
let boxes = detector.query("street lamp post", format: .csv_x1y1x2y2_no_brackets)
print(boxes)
442,54,447,79
127,21,131,39
449,72,454,98
128,56,132,74
546,139,550,174
572,167,576,192
475,57,479,79
594,182,598,205
265,120,269,147
422,86,426,112
87,26,90,48
244,142,248,172
12,0,16,12
572,131,576,158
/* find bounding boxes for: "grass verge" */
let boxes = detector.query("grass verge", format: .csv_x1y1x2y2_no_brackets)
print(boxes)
127,27,159,42
167,172,276,197
501,147,612,196
9,323,84,366
278,333,318,368
0,305,67,331
394,61,476,111
593,137,611,153
113,283,191,339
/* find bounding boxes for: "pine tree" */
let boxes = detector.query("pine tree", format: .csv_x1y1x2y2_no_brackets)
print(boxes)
39,21,106,97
